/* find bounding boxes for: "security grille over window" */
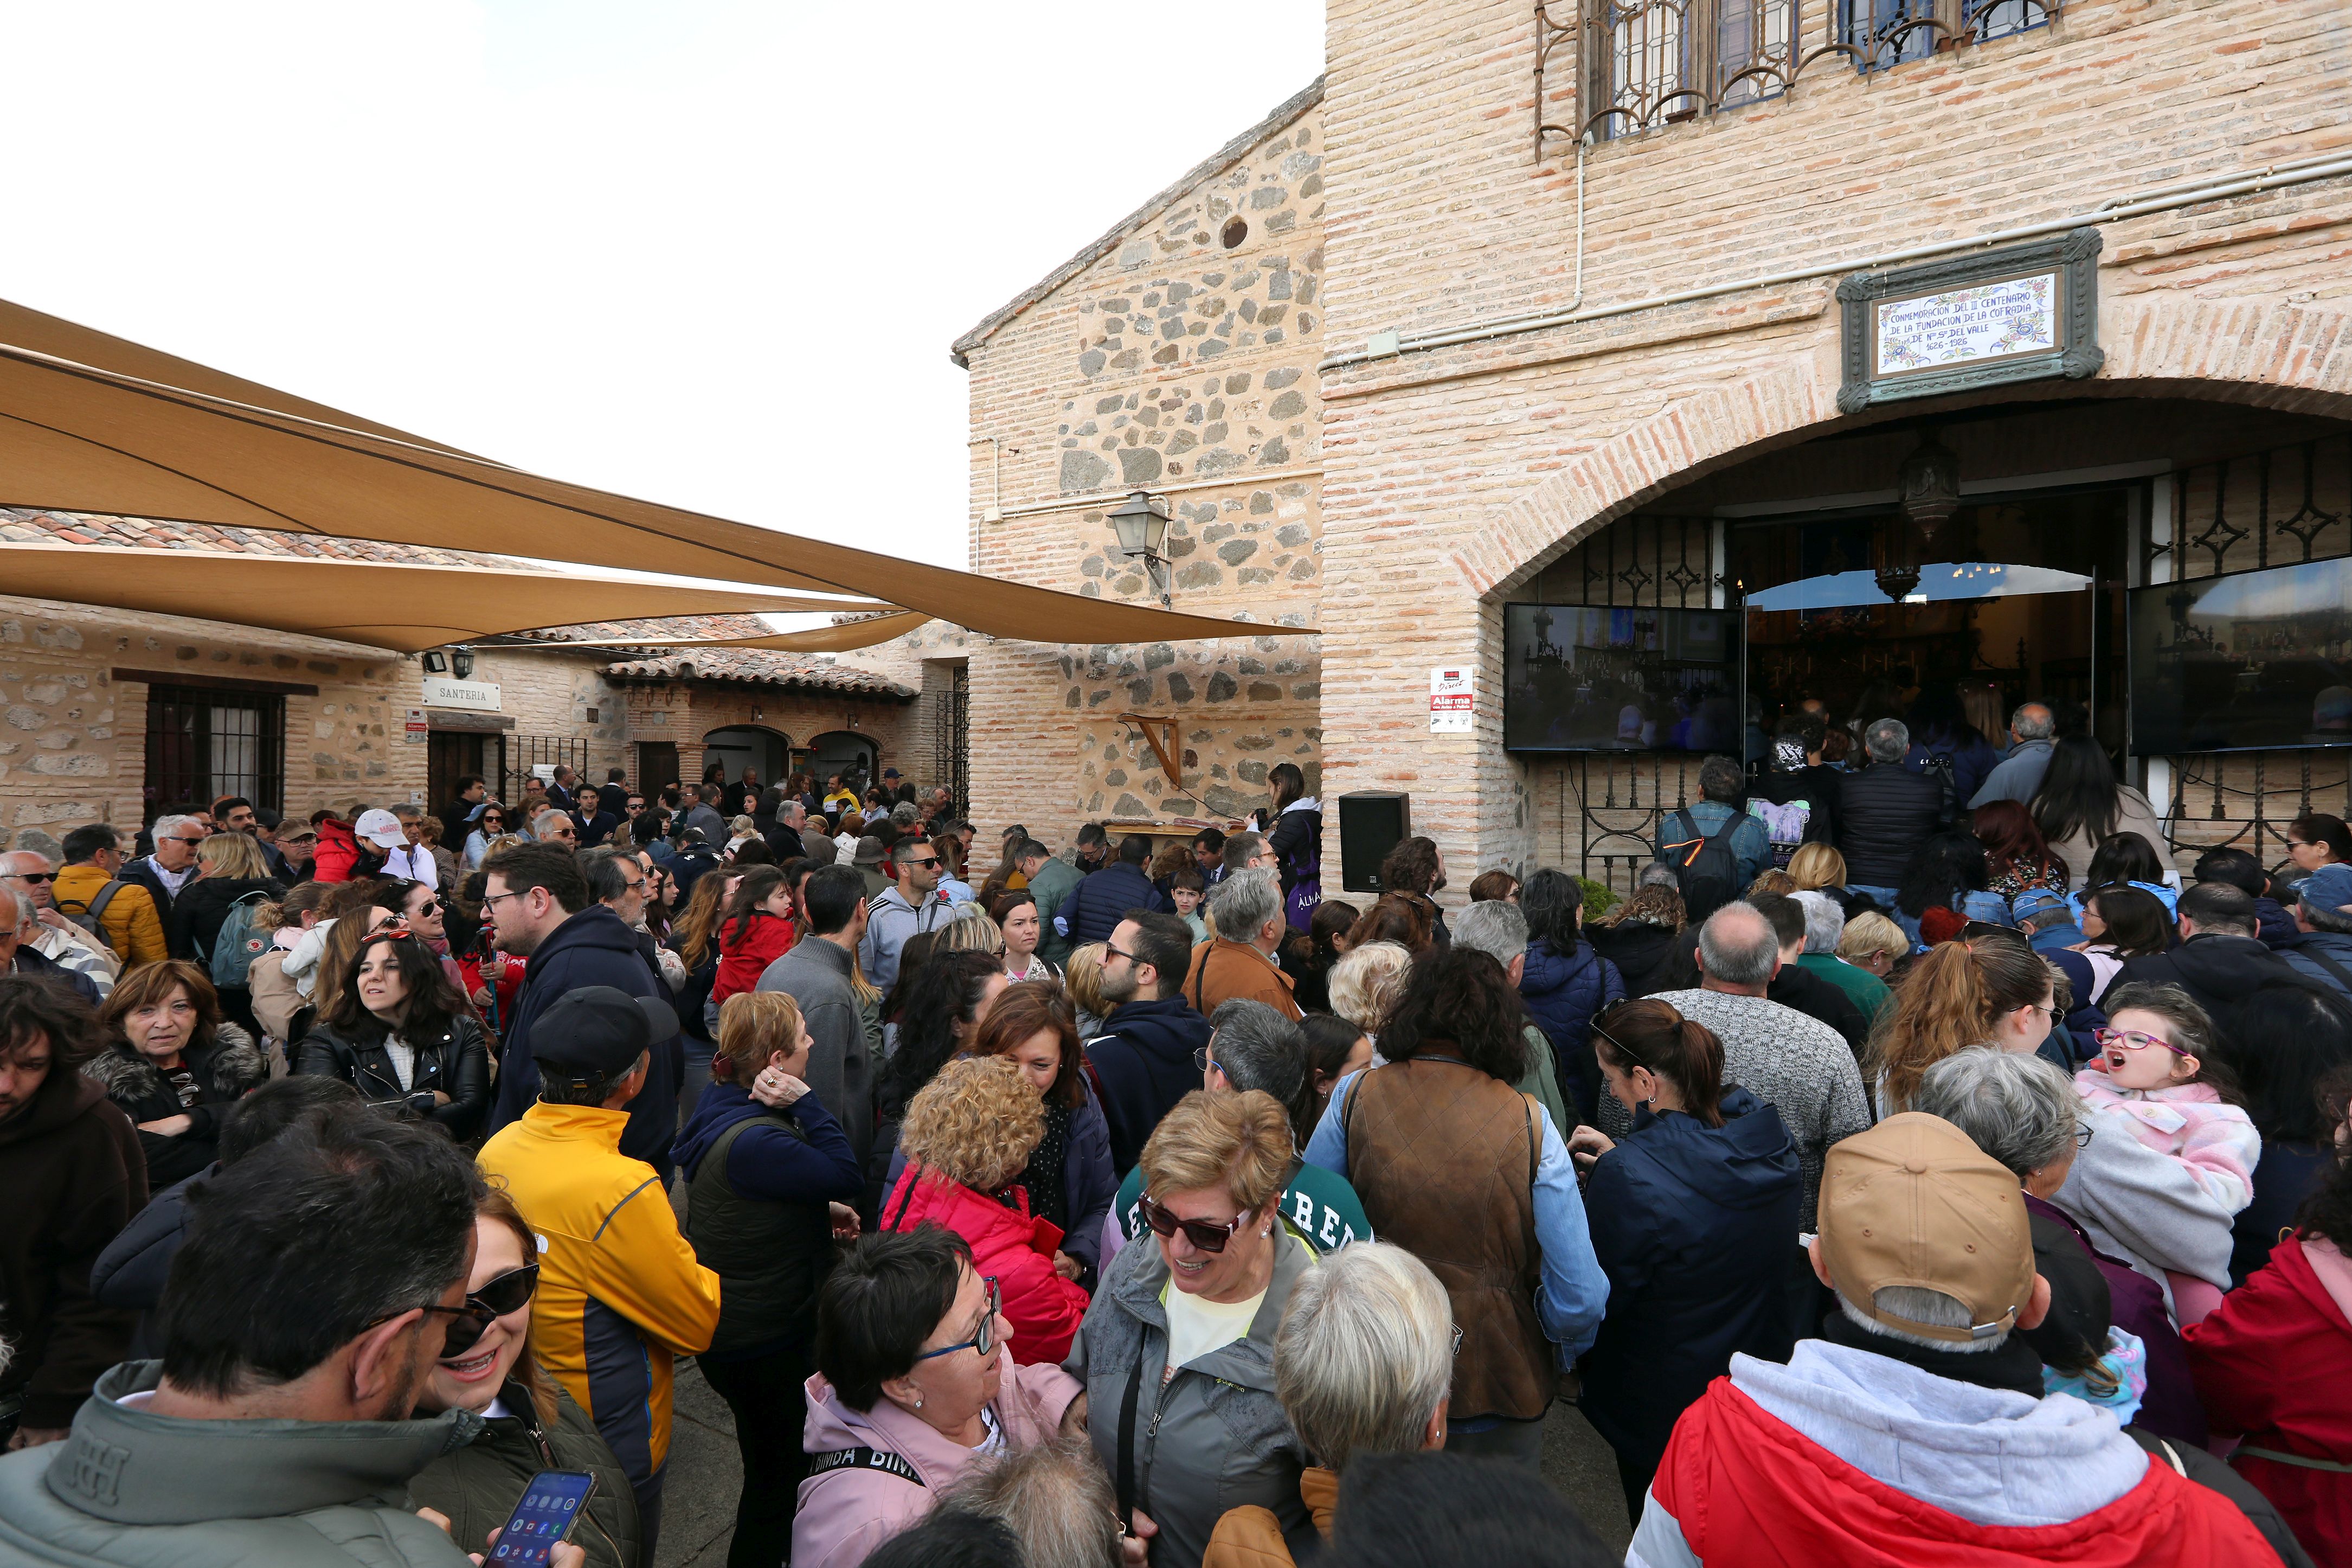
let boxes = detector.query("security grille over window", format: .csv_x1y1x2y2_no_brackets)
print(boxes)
500,735,589,806
143,686,285,822
1538,0,2059,150
932,666,969,815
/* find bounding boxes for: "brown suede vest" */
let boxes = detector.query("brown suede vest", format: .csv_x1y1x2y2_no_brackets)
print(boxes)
1344,1057,1555,1422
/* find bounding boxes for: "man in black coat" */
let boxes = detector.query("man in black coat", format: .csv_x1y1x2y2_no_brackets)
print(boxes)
1086,912,1212,1174
1053,833,1167,950
479,843,683,1180
440,775,490,851
1836,718,1952,893
2113,882,2317,1051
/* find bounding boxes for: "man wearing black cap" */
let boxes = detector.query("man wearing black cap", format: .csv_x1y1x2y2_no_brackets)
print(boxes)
478,986,721,1558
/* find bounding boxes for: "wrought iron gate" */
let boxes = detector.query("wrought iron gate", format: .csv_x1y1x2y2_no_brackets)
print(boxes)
931,667,969,814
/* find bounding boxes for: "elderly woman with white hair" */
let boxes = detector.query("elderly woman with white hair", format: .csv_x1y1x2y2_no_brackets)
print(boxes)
1203,1242,1452,1567
1911,1046,2210,1444
1324,940,1411,1040
1790,890,1893,1027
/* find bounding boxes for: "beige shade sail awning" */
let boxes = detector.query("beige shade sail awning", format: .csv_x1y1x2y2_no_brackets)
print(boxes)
653,611,937,653
0,298,1315,644
0,541,896,655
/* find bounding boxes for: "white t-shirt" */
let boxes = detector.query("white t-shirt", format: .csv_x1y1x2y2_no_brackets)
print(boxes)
384,1036,417,1092
1160,1277,1266,1384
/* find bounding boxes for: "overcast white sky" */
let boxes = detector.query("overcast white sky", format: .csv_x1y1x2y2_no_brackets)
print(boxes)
2,2,1324,575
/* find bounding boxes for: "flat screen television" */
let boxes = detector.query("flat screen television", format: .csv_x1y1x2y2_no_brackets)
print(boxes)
1503,603,1743,753
2128,556,2352,754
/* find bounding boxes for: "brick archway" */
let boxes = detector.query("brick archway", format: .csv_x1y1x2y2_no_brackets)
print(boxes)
1319,298,2352,889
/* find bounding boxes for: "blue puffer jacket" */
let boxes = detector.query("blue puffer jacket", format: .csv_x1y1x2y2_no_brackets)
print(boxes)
1579,1086,1801,1485
1519,938,1624,1126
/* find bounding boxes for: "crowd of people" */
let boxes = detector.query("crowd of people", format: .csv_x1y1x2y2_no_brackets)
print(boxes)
1,728,2348,1567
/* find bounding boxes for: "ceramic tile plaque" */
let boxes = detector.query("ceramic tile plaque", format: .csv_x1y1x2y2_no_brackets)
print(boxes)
1838,228,2103,411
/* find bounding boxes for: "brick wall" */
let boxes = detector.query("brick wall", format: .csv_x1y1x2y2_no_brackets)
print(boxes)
1309,0,2352,900
956,92,1329,850
613,681,920,792
0,596,421,848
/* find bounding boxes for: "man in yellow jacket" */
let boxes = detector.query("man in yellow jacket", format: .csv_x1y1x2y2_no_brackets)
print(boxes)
477,987,720,1556
53,824,168,968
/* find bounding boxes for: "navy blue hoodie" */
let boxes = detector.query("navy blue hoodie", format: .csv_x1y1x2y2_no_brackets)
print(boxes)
1580,1085,1801,1482
487,904,684,1179
672,1081,862,1205
1085,993,1212,1175
1519,938,1624,1124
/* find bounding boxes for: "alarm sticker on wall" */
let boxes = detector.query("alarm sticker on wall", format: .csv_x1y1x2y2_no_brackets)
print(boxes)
1429,667,1475,735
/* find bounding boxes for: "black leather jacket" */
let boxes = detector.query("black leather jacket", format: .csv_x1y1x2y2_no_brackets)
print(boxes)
297,1013,492,1141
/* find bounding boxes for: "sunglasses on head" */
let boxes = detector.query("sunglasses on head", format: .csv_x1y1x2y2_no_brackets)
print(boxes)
1588,1000,1648,1067
435,1263,541,1360
1139,1193,1252,1254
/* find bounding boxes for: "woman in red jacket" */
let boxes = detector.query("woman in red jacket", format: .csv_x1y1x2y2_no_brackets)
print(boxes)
713,866,798,1006
2185,1102,2352,1566
881,1053,1090,1366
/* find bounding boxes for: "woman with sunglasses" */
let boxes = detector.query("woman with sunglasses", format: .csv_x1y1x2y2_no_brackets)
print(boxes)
408,1188,642,1568
673,991,863,1568
796,1227,1083,1568
296,923,491,1141
1565,999,1799,1518
878,1055,1089,1367
462,804,510,870
1064,1088,1317,1568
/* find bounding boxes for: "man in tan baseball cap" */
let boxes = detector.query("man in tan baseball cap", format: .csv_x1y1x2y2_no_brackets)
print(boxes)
1628,1111,2278,1565
1809,1110,2050,1348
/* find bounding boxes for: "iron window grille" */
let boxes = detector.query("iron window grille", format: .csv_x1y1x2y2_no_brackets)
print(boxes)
143,686,285,822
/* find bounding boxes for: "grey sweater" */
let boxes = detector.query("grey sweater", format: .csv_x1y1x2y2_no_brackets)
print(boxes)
2054,1104,2237,1318
756,936,873,1168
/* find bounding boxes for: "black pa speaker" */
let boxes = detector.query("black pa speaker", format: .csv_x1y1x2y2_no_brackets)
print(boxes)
1338,791,1411,894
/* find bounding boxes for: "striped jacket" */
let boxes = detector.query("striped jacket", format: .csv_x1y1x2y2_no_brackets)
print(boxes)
477,1103,721,1488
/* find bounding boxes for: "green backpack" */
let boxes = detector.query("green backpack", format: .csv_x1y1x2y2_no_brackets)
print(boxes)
200,891,273,991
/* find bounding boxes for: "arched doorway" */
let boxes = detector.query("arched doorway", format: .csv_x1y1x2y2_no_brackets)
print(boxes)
701,726,789,795
804,729,878,787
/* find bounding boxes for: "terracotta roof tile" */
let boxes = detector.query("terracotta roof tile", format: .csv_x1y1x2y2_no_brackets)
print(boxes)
603,649,915,699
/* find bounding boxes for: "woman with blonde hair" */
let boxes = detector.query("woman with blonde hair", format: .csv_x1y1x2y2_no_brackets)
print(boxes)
410,1187,642,1568
1064,941,1111,1039
1868,933,2060,1114
1326,939,1411,1037
1067,1090,1320,1568
879,1055,1090,1366
674,991,863,1568
667,867,731,974
168,830,287,1036
1835,909,1908,981
934,903,1005,957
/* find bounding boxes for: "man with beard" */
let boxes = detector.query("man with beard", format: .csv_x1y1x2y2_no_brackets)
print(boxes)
1083,911,1213,1174
0,1104,576,1568
478,843,683,1179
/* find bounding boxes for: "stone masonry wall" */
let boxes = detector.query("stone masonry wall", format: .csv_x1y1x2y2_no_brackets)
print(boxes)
451,646,632,784
957,93,1328,848
615,683,921,791
0,595,420,847
1312,0,2352,899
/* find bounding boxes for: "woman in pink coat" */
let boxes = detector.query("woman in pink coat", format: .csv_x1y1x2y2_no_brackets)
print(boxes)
794,1226,1081,1568
878,1053,1091,1366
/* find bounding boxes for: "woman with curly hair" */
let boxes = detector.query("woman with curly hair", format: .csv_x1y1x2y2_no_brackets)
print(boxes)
1325,940,1411,1038
1303,947,1609,1470
878,1054,1091,1365
1584,879,1699,997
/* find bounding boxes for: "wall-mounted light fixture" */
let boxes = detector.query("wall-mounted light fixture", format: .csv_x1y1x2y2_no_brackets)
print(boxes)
1108,490,1174,611
421,651,448,674
451,651,476,680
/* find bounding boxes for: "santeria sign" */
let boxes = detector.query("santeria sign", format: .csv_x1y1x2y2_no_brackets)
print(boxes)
1429,666,1475,734
422,676,502,712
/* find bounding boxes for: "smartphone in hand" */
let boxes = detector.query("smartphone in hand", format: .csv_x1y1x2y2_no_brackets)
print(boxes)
484,1470,596,1565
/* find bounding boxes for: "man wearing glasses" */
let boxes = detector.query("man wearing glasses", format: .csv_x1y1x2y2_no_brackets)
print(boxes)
0,850,119,995
856,832,951,994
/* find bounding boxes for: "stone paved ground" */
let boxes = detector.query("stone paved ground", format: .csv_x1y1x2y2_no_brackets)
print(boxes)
652,1360,1636,1567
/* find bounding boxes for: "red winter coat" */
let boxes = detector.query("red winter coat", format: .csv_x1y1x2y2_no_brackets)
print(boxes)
1647,1375,2273,1566
714,913,796,1006
880,1166,1089,1367
310,817,374,884
2185,1233,2352,1565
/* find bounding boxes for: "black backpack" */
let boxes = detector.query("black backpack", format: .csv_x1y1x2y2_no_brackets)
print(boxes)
1661,808,1742,924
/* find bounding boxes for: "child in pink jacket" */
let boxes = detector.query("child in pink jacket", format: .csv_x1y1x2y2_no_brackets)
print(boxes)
2079,983,2260,1326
